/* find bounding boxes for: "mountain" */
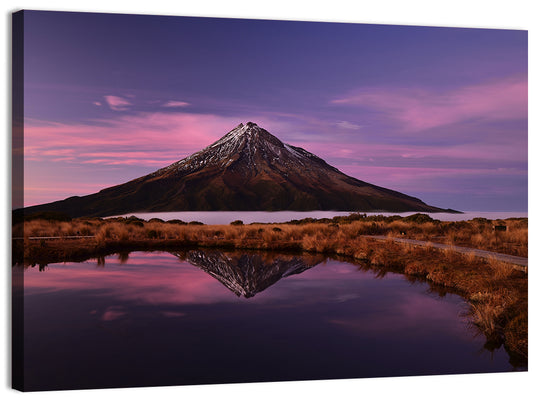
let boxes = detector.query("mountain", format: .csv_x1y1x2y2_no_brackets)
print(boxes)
20,122,452,217
175,250,323,298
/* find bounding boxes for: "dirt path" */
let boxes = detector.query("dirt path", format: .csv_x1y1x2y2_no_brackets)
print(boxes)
365,235,528,272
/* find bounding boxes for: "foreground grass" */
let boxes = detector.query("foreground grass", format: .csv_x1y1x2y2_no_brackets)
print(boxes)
13,214,528,366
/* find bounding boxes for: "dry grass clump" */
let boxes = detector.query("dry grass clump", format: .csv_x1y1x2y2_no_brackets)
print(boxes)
386,220,441,240
438,219,527,257
338,215,528,257
487,257,516,279
403,260,427,276
301,234,325,252
463,250,479,264
468,290,509,336
467,285,527,363
94,222,144,243
19,218,104,238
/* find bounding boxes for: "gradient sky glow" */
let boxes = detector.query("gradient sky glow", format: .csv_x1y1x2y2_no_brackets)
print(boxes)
22,10,528,211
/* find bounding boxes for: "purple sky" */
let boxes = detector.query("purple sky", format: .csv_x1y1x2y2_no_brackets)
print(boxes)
22,11,527,211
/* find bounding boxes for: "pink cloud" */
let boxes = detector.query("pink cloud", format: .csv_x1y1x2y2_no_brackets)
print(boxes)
162,100,190,108
332,76,527,131
104,95,132,111
101,306,127,321
23,112,299,168
24,113,237,167
335,121,361,130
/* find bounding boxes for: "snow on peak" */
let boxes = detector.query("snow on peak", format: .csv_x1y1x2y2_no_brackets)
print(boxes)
151,122,321,177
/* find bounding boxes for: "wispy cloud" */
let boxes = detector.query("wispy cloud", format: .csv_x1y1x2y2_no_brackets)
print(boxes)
23,112,298,168
336,121,361,130
101,306,127,321
25,113,226,167
162,100,190,108
104,95,133,111
331,76,527,131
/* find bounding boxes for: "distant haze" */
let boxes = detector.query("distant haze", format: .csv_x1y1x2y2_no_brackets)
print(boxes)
21,11,527,211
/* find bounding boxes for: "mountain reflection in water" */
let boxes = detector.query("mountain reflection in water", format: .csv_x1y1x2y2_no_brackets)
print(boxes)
174,250,324,298
18,249,518,391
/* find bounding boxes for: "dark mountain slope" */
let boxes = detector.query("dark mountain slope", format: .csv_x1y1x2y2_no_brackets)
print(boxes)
20,122,452,217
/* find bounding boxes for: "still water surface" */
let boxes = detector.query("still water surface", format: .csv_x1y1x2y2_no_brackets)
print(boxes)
20,250,514,391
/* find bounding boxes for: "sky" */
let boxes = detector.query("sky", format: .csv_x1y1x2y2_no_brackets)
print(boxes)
20,10,528,211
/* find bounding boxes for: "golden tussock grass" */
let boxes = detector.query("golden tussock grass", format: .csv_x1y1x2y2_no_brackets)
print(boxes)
16,214,527,256
487,257,516,280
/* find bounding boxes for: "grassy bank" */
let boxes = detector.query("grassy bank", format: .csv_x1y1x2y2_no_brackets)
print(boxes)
12,214,528,365
15,212,528,256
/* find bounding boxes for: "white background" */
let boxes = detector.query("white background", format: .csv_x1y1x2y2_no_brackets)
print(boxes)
1,1,531,398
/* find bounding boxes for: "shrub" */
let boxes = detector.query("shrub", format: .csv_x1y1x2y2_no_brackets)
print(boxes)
167,219,186,225
147,229,159,239
126,220,144,227
126,215,145,222
230,220,244,225
403,213,434,224
472,217,491,224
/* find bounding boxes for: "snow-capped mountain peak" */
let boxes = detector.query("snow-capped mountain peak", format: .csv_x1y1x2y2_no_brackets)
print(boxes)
22,122,450,216
158,121,313,176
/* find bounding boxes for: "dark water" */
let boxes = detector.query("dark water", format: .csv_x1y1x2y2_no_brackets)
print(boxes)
18,250,515,391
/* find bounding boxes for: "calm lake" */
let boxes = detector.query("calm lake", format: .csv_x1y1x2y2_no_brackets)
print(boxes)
18,250,517,391
113,211,527,224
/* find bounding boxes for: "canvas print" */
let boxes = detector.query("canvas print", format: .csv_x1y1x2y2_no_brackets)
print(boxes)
11,10,527,392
